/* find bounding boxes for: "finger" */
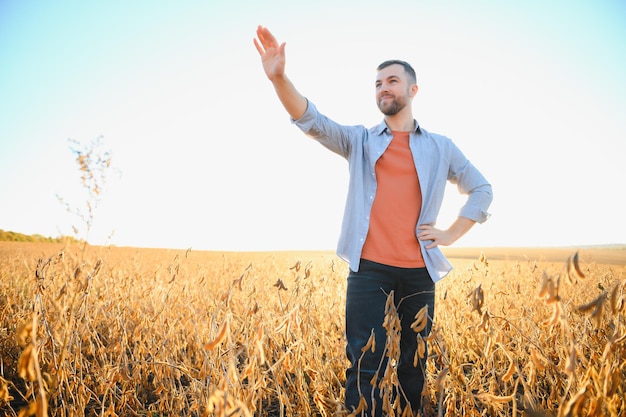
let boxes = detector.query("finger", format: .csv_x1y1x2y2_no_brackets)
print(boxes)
417,230,432,239
257,25,278,49
253,38,265,56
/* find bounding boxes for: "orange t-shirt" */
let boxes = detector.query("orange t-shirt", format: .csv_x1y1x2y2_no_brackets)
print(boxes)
361,131,425,268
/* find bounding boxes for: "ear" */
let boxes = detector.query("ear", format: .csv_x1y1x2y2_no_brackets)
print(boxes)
410,83,419,98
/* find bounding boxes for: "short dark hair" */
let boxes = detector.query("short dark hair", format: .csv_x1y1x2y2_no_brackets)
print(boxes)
377,60,417,85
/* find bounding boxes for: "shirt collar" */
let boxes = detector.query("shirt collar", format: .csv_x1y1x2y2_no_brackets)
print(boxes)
373,119,421,135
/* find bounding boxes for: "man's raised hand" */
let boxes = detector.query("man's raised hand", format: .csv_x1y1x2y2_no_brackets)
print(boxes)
254,25,307,119
254,25,286,81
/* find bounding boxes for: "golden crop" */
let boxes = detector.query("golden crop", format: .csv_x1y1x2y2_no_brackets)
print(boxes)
0,242,624,416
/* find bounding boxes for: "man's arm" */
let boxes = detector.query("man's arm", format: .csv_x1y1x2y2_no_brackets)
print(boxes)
417,217,476,249
254,26,307,120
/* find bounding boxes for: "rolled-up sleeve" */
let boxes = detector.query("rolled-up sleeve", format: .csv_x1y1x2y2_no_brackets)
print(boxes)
450,154,493,224
459,182,493,223
291,99,314,128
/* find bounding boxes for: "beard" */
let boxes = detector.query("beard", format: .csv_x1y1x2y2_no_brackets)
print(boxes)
377,94,407,116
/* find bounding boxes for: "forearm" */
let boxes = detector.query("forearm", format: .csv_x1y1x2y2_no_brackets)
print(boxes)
418,216,476,248
447,216,476,243
270,74,307,120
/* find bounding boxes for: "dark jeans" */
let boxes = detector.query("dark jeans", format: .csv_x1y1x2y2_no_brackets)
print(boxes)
345,259,435,416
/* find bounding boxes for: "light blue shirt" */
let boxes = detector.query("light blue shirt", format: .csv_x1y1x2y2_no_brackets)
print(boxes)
293,100,493,282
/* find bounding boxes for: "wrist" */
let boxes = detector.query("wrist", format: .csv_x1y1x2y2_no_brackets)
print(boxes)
269,72,288,84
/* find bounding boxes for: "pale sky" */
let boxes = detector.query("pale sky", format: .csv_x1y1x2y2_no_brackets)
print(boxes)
1,0,625,251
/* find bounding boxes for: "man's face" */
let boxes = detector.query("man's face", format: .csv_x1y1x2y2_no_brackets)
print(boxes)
375,64,414,116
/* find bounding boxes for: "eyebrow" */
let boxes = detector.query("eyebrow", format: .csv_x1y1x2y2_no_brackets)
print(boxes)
375,75,401,84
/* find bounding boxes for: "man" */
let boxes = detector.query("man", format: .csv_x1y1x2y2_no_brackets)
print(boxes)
254,25,492,416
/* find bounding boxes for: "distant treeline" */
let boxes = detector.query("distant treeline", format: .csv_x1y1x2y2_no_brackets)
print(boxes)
0,229,80,244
